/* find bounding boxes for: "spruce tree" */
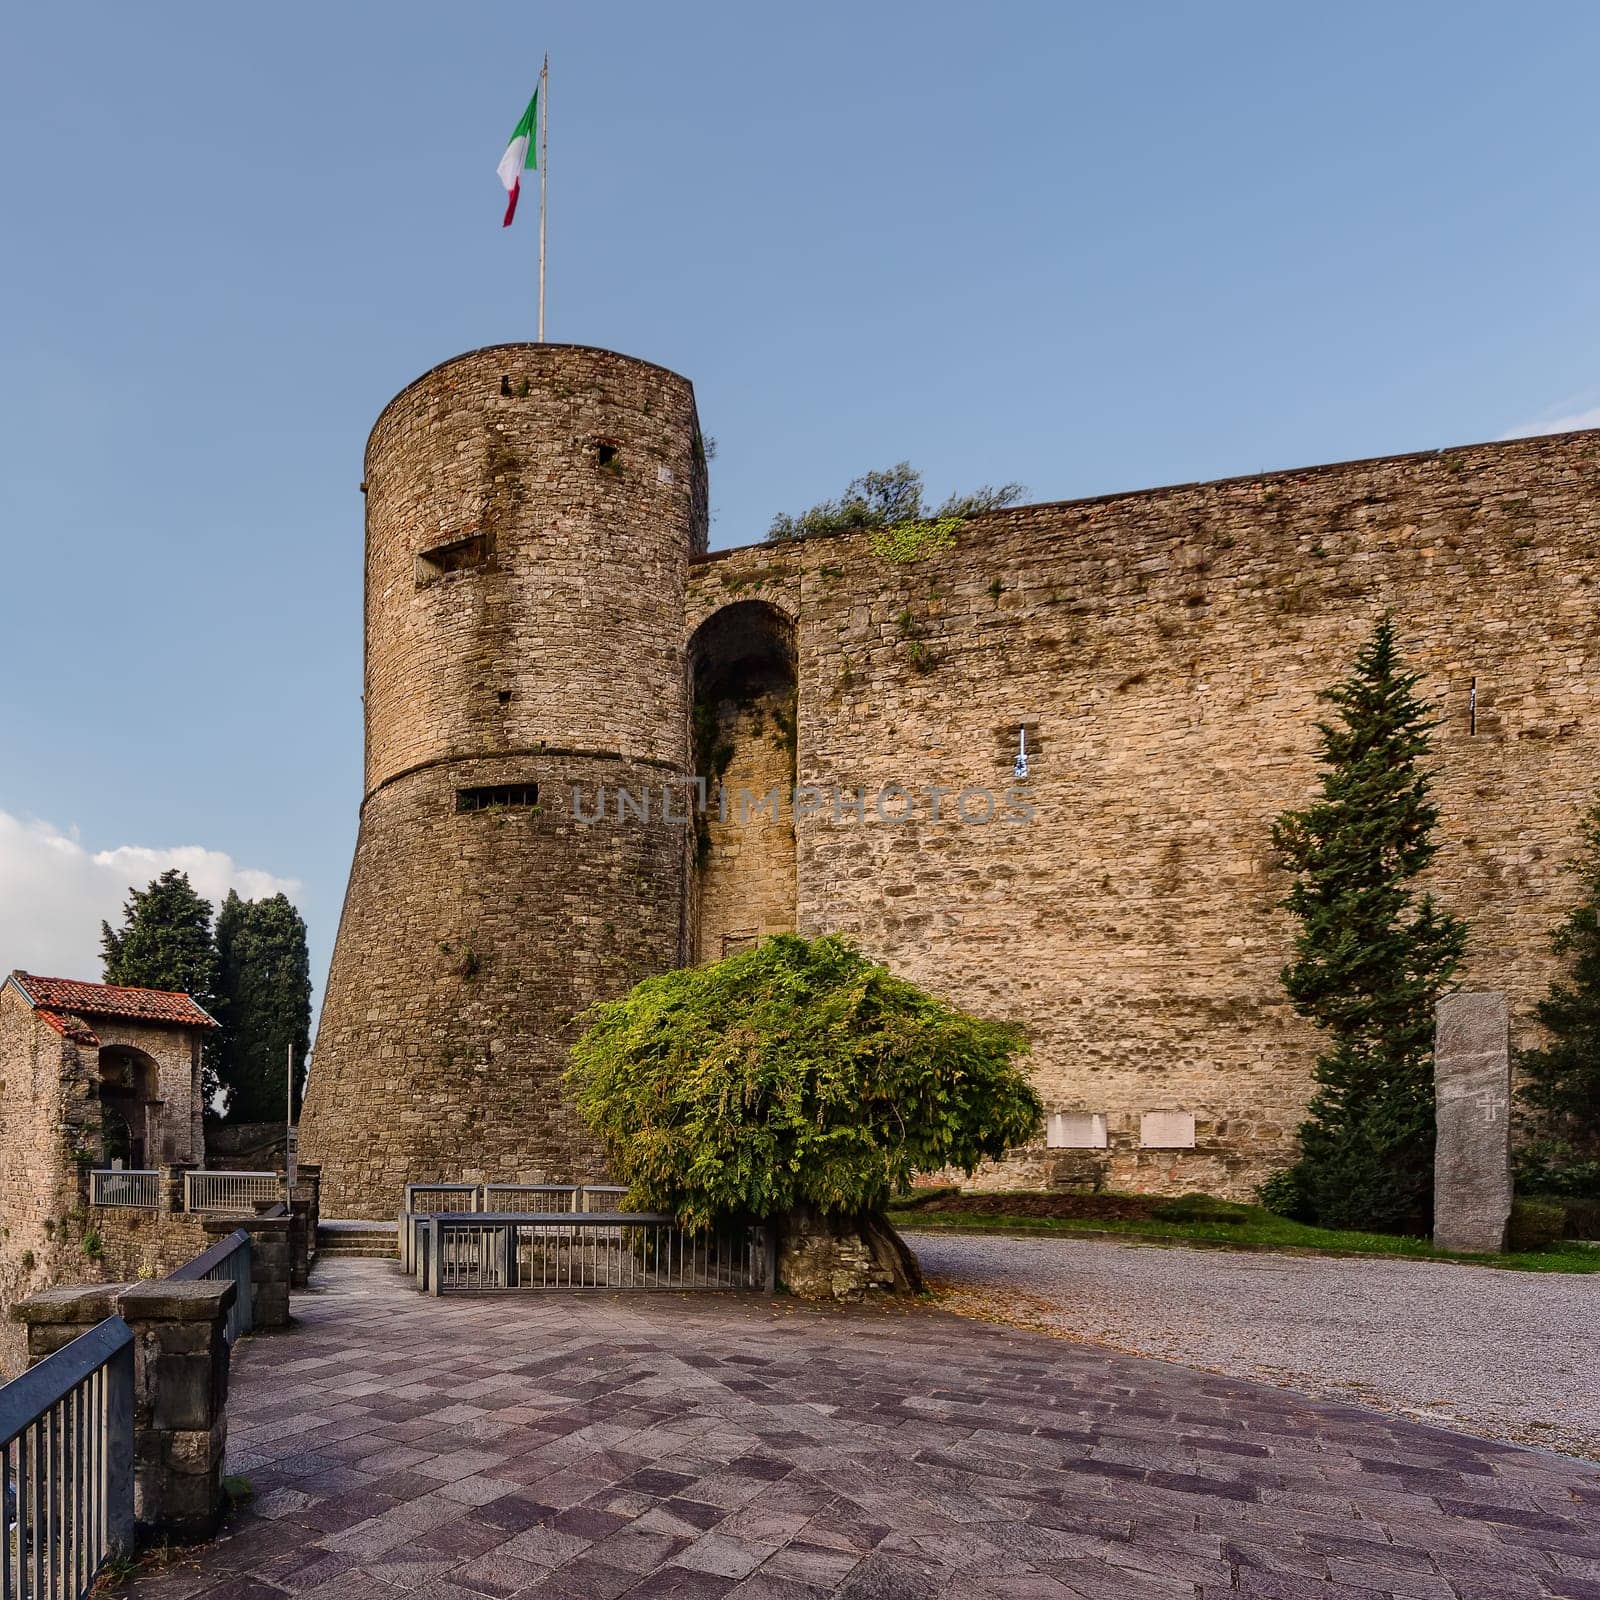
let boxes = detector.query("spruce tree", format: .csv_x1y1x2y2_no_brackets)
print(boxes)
212,892,312,1123
1516,799,1600,1185
1266,616,1468,1233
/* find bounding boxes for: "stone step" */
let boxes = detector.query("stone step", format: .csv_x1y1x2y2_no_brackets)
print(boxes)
317,1221,398,1259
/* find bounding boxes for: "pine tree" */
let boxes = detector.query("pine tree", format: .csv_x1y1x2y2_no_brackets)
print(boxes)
1265,616,1468,1233
1516,800,1600,1186
101,869,217,1004
212,892,312,1124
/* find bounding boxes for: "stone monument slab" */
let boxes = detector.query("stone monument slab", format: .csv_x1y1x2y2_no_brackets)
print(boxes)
1433,991,1512,1253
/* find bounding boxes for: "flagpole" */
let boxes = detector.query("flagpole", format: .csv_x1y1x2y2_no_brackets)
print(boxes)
538,54,548,342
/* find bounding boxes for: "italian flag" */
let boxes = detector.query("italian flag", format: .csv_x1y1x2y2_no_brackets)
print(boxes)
497,90,538,227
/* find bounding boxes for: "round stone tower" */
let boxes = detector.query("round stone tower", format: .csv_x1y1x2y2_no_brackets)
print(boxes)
300,344,709,1217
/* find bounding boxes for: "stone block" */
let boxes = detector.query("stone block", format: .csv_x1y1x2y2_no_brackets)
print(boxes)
12,1282,127,1327
1433,992,1512,1254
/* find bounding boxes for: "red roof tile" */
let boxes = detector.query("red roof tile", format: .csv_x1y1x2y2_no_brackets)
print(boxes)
34,1009,100,1046
10,973,217,1030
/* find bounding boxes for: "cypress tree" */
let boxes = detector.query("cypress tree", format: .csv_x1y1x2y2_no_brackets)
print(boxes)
101,868,217,1005
212,892,312,1123
1265,616,1468,1233
1516,800,1600,1186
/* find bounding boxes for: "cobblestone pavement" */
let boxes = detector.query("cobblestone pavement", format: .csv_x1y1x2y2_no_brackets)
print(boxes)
912,1232,1600,1461
126,1257,1600,1599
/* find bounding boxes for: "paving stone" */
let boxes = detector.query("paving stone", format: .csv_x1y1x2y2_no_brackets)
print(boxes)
151,1259,1600,1599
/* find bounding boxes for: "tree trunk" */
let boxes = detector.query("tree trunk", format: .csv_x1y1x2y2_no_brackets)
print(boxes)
776,1205,923,1300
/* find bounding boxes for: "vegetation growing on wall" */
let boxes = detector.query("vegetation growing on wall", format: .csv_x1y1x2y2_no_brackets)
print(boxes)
765,462,1023,545
1262,616,1468,1234
1516,796,1600,1197
868,516,963,564
565,933,1041,1231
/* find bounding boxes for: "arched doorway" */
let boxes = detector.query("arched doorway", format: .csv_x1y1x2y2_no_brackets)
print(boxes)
97,1046,162,1168
688,601,799,964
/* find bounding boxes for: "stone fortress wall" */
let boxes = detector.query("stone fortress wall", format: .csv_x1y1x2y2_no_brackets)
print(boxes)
303,340,1598,1214
688,430,1599,1196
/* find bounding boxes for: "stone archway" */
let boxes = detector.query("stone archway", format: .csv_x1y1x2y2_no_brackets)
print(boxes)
688,600,799,964
97,1046,162,1168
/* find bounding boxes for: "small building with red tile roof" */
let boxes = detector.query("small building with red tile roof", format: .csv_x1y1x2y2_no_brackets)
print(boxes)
1,969,212,1180
0,973,219,1371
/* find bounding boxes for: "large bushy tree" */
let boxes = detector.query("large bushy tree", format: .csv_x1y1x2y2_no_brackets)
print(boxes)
101,868,217,1006
1516,799,1600,1192
1265,616,1468,1233
213,891,313,1123
766,462,1024,543
566,934,1040,1287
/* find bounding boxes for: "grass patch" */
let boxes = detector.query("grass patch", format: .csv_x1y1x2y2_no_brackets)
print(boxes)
887,1190,1600,1274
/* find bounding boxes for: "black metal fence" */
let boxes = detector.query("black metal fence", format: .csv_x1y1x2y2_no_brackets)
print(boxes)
0,1316,134,1599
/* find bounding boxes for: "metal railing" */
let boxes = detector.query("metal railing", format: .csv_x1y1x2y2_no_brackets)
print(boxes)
87,1170,158,1210
578,1185,628,1211
183,1171,280,1214
481,1183,578,1212
402,1184,481,1215
400,1212,432,1278
0,1315,134,1598
420,1212,772,1295
167,1230,253,1346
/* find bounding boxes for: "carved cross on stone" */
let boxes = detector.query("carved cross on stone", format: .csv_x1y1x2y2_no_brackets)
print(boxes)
1433,992,1512,1253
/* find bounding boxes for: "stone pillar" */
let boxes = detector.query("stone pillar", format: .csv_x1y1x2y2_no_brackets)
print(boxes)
12,1279,233,1541
209,1213,291,1327
163,1162,197,1214
13,1283,126,1358
116,1280,234,1541
1433,991,1513,1253
288,1164,321,1286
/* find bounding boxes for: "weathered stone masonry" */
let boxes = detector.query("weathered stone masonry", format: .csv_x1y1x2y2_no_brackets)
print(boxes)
303,339,1598,1214
301,345,710,1215
688,432,1598,1197
0,976,214,1371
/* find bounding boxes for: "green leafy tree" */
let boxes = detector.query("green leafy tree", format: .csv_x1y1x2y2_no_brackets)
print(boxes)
766,462,1024,543
1264,616,1468,1233
101,869,217,1005
102,868,222,1107
566,934,1040,1285
1515,800,1600,1193
213,891,312,1123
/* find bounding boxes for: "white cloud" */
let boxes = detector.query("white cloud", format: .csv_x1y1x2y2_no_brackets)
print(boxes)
1499,403,1600,440
0,810,297,983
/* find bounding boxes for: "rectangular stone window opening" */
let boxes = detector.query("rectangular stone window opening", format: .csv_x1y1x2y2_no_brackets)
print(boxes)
1139,1111,1196,1149
416,531,490,586
1047,1112,1107,1149
1469,676,1477,736
456,783,540,814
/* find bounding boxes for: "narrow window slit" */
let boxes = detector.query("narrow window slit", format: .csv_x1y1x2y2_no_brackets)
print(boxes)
416,532,489,585
456,784,539,814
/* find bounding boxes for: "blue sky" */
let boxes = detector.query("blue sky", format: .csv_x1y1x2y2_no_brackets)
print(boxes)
3,0,1597,1003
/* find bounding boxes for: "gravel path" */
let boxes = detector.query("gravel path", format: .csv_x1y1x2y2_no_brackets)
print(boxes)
911,1230,1600,1460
